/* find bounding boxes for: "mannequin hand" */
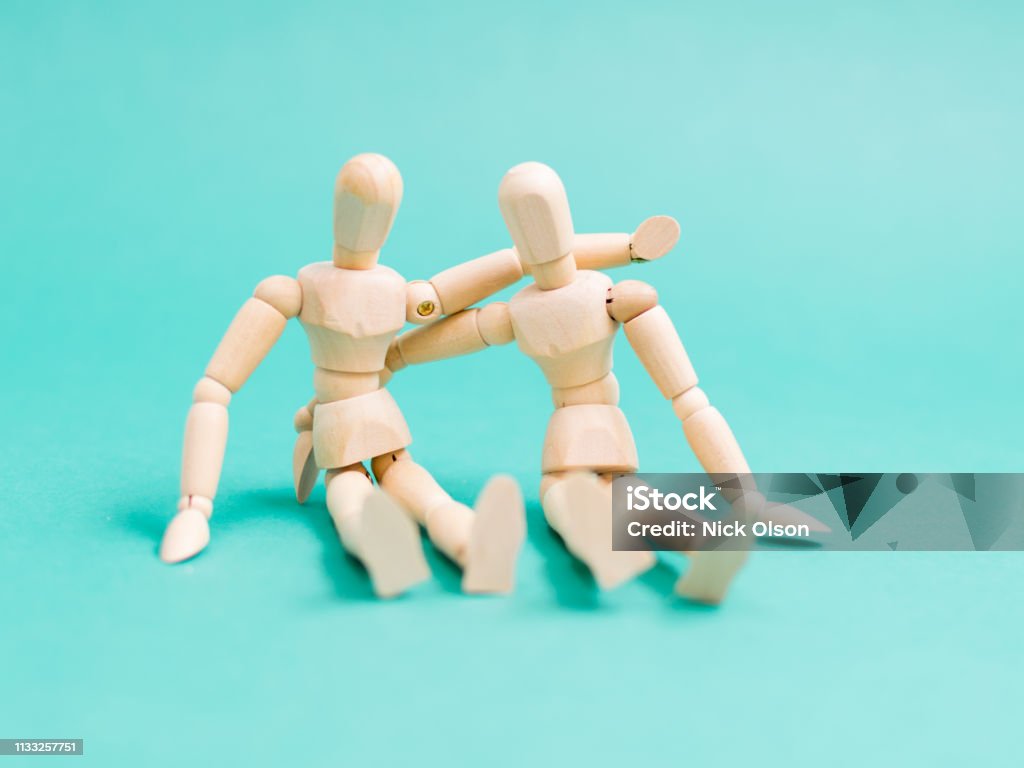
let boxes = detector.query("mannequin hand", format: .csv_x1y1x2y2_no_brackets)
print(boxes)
381,339,406,386
631,216,680,262
160,504,211,563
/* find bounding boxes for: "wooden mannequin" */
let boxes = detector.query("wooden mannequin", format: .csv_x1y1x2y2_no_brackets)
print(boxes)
384,162,820,604
160,153,534,598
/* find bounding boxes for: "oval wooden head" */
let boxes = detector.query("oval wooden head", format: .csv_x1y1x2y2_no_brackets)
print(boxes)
498,161,575,267
333,153,404,259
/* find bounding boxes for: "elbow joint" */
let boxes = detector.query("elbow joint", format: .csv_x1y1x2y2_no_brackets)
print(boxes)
671,387,709,421
193,376,232,406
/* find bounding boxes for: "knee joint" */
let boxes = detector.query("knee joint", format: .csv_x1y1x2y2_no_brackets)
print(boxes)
371,449,412,482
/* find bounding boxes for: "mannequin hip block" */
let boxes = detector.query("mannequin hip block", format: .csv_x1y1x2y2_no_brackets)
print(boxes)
313,388,412,469
541,404,639,473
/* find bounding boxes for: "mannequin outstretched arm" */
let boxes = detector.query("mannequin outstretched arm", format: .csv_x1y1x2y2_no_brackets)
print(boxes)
161,276,302,563
404,216,681,324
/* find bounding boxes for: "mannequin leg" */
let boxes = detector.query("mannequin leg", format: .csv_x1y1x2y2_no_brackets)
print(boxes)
325,463,429,598
372,450,525,594
540,470,655,589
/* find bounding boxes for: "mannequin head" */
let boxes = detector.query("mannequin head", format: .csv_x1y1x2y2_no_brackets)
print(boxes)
332,153,404,269
498,162,577,289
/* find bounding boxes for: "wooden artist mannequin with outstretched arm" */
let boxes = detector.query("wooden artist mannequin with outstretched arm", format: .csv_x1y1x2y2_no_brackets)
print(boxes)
385,162,787,603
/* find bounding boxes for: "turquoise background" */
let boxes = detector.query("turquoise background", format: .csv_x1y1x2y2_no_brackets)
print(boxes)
2,1,1022,765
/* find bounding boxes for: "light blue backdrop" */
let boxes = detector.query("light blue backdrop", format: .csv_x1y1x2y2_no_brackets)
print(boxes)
1,1,1021,765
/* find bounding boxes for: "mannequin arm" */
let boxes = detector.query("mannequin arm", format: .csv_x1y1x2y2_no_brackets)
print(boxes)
569,215,680,271
617,289,751,480
389,303,515,371
613,281,827,533
406,250,523,324
404,216,680,324
612,280,752,496
160,275,302,563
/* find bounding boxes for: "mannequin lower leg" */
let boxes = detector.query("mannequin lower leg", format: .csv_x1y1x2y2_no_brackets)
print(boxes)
325,462,429,598
372,450,473,565
325,463,373,557
540,470,654,589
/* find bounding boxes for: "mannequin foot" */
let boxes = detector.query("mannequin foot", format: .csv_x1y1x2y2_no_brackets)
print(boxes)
554,473,655,590
359,490,430,599
674,549,748,605
462,476,526,594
